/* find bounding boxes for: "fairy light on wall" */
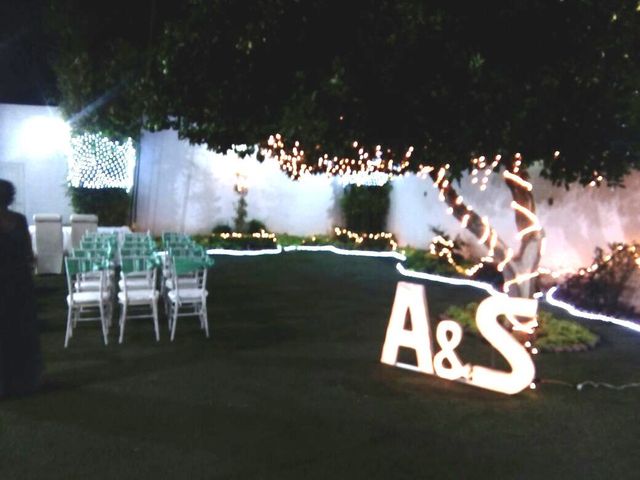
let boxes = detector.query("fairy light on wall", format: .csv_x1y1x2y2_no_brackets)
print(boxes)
333,227,398,250
68,132,136,191
264,134,411,185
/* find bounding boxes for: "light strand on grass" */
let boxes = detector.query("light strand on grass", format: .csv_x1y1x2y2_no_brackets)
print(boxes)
284,245,407,260
206,246,283,256
395,262,503,297
200,245,640,335
576,381,640,391
397,263,640,335
545,287,640,334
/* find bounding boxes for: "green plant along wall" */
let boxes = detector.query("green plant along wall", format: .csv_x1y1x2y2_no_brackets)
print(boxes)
340,183,391,233
68,187,130,226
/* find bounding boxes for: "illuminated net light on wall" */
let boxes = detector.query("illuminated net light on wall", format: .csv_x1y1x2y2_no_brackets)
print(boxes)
68,132,136,191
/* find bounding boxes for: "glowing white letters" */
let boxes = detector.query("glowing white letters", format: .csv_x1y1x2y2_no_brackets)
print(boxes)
381,281,537,395
466,296,537,394
380,282,435,374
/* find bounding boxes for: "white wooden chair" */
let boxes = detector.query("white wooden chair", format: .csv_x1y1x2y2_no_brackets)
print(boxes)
117,257,160,344
64,257,111,347
167,256,212,341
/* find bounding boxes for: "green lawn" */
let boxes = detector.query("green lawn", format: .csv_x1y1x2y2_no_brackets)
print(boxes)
1,253,639,479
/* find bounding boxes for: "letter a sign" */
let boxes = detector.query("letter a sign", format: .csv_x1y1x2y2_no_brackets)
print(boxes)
381,281,537,395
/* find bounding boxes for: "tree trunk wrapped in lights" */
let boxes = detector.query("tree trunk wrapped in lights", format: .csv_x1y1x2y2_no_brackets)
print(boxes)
428,155,544,298
266,136,545,298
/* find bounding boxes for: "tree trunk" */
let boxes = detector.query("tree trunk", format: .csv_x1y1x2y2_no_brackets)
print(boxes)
428,160,544,298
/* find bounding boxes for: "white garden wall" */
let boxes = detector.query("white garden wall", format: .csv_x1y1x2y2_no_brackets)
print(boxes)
0,104,73,223
137,129,640,272
3,103,639,274
135,130,338,236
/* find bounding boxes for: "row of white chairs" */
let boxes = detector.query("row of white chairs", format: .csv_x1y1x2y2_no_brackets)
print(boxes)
64,233,212,347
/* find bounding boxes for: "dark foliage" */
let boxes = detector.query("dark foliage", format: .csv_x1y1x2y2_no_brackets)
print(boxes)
211,224,233,235
246,219,268,233
556,243,639,317
340,183,391,232
49,1,640,184
68,187,130,226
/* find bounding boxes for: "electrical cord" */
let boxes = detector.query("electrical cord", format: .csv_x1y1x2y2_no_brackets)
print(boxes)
540,378,640,391
576,381,640,391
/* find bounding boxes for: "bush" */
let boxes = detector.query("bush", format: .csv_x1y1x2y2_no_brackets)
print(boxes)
444,302,598,352
556,243,639,317
68,187,130,226
246,219,267,233
212,224,233,234
340,183,391,232
404,248,460,276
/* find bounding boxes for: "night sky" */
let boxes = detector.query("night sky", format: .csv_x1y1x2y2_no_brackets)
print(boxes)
0,0,58,105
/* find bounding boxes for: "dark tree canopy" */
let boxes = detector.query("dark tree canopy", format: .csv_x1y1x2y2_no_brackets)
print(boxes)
50,0,640,184
0,0,58,104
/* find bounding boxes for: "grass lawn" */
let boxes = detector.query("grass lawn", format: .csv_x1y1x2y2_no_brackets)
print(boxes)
1,253,639,479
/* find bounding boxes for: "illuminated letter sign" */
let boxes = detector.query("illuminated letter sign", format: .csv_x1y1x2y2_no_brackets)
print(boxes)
380,282,435,374
381,282,537,395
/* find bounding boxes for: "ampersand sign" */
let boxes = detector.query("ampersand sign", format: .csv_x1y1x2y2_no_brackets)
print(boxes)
433,320,471,380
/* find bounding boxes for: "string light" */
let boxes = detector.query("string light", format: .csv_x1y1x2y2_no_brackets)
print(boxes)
333,227,399,250
264,135,411,185
503,171,533,191
68,132,136,191
510,201,542,239
213,230,277,242
497,248,514,272
545,287,640,334
428,235,485,277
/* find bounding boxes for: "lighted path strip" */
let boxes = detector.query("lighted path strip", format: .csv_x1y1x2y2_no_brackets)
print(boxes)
545,286,640,334
398,264,640,334
203,245,640,334
206,245,283,256
282,244,407,260
395,262,503,297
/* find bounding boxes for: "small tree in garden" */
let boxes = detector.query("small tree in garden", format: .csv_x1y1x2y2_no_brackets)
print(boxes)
233,172,249,233
50,1,640,296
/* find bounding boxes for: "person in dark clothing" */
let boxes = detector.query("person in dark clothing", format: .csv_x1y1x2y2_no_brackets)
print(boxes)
0,179,42,397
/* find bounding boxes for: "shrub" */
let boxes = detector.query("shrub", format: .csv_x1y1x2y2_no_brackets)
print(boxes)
212,224,233,234
404,248,460,276
444,302,598,352
68,187,130,226
246,219,267,233
556,243,639,317
340,183,391,232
